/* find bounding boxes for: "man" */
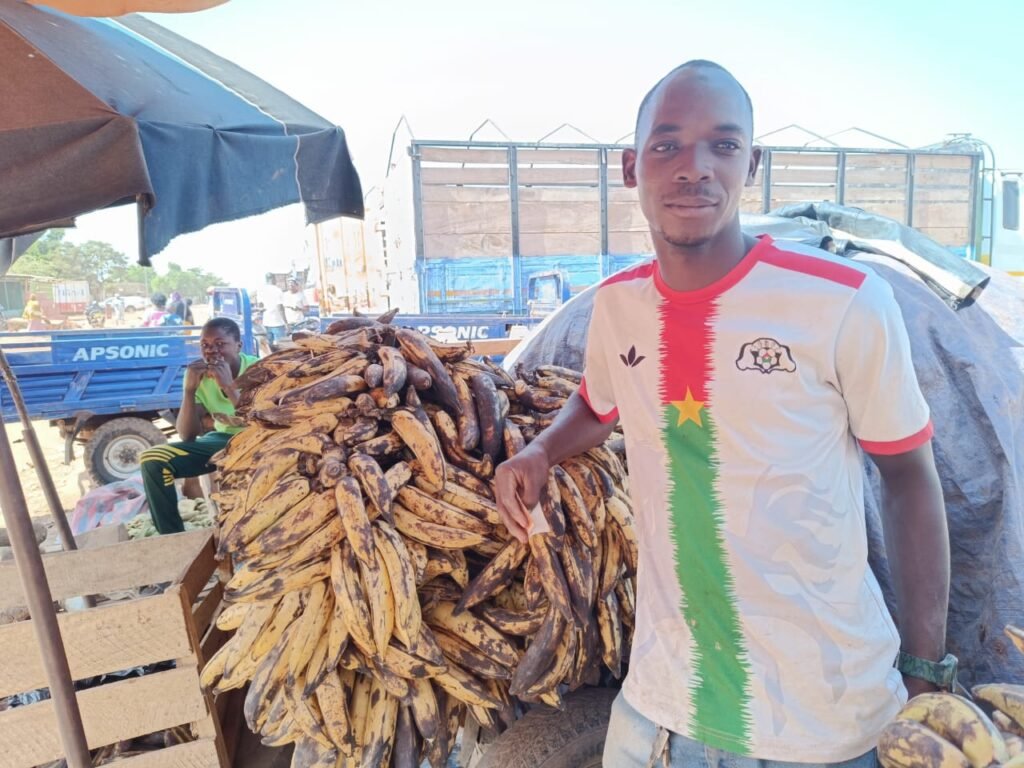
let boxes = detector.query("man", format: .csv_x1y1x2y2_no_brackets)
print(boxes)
22,293,46,330
283,277,308,326
167,291,187,323
140,317,255,533
112,293,125,325
495,61,950,768
259,273,288,344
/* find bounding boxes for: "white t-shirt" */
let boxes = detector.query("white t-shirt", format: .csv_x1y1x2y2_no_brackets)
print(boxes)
580,236,932,763
283,290,306,324
259,284,286,327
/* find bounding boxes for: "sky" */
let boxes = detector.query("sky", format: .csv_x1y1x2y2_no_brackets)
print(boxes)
66,0,1024,289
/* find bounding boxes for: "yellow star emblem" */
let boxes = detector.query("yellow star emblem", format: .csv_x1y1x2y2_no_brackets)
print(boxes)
671,388,704,427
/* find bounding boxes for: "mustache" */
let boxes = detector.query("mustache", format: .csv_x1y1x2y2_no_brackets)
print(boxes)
663,184,717,199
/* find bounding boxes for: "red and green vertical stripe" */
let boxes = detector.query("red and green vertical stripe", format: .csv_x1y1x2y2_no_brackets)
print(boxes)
658,297,752,752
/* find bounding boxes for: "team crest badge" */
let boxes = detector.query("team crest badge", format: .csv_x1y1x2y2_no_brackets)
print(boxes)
735,337,796,374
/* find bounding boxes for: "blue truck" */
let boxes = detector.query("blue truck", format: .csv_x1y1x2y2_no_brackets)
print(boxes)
0,288,258,486
374,137,1024,316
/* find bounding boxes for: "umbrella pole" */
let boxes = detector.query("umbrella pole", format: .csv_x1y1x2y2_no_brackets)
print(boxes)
0,348,79,552
0,404,92,767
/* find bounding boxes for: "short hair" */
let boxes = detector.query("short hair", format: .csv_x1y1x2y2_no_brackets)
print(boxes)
203,316,241,342
151,292,167,308
635,60,754,140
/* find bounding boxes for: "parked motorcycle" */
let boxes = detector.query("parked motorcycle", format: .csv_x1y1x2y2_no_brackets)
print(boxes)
86,301,106,328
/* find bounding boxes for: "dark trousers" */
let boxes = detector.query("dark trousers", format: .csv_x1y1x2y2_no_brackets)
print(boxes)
140,431,231,534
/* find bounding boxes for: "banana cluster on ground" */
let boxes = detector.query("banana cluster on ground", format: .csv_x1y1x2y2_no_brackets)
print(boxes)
201,316,637,768
878,627,1024,768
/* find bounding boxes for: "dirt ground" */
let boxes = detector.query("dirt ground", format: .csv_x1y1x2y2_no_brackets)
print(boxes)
2,419,91,540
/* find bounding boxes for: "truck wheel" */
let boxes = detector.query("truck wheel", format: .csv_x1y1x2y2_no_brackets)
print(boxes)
475,687,617,768
84,418,167,486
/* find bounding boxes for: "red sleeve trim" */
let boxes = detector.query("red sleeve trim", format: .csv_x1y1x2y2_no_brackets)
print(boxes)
858,420,934,455
579,377,619,424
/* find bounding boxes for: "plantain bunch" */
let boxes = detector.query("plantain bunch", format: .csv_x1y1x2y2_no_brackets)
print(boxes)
201,314,637,768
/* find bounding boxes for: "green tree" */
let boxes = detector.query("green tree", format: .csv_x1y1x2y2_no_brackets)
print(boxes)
18,231,131,297
150,262,226,301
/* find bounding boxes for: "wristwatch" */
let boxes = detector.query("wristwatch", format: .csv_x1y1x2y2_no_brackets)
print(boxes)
896,651,959,689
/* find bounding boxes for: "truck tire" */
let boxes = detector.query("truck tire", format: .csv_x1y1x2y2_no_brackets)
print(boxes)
475,687,617,768
84,417,167,486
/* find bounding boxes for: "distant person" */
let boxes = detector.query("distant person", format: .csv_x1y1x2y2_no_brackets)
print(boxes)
141,293,169,327
820,235,838,254
259,273,288,344
22,293,46,331
112,294,126,324
184,298,195,325
283,277,308,326
140,318,256,533
167,291,187,322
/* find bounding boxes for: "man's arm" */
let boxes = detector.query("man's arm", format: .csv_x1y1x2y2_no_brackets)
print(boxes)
870,441,949,698
176,361,210,442
494,392,617,542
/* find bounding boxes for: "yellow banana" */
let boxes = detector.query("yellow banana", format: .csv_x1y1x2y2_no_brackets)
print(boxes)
1007,625,1024,656
877,718,970,768
973,684,1024,733
374,521,422,647
314,667,357,757
220,600,277,683
424,601,518,669
238,489,335,559
596,591,623,679
349,452,394,522
347,672,374,756
246,516,344,573
360,544,395,658
396,486,491,535
228,557,330,603
335,475,376,569
392,502,486,549
330,542,376,658
897,693,1007,768
230,474,312,549
391,409,447,492
362,679,400,768
433,661,501,709
287,581,332,680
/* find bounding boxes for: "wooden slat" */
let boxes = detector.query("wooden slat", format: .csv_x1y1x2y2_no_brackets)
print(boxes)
419,186,510,203
911,202,971,226
917,226,970,247
518,167,599,185
420,167,508,186
911,187,972,202
520,232,600,257
844,201,908,222
519,201,600,234
0,590,191,699
418,147,509,164
608,202,648,230
177,534,217,603
844,169,909,186
844,153,909,169
519,187,601,203
106,739,221,768
0,666,207,767
423,234,513,258
739,198,765,213
607,187,640,202
914,153,973,169
191,580,224,639
770,168,838,184
517,149,599,165
769,152,839,168
175,587,230,768
769,185,838,203
0,530,210,610
422,202,512,236
608,231,653,255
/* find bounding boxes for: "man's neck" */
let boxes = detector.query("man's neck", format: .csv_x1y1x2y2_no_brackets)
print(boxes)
655,227,756,293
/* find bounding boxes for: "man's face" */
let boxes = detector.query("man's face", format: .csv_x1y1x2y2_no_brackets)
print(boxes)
623,69,761,249
200,327,242,367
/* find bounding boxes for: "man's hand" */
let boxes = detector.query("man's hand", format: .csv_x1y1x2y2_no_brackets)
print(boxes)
184,359,208,393
494,444,552,543
206,358,234,391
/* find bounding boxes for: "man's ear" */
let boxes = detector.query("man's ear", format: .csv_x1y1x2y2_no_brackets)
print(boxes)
622,148,638,189
747,146,762,186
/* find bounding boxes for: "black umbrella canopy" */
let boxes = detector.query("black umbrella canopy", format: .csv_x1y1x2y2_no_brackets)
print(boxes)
0,0,363,267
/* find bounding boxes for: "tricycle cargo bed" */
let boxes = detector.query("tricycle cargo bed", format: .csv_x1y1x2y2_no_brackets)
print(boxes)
0,327,199,423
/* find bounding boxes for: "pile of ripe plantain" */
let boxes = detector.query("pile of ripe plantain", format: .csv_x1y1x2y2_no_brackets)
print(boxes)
201,314,638,768
878,627,1024,767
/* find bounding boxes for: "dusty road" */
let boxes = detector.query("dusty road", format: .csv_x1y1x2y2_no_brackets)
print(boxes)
1,419,96,547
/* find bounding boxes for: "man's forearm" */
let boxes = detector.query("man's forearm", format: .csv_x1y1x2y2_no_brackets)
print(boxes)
873,444,949,663
176,394,202,442
531,391,618,467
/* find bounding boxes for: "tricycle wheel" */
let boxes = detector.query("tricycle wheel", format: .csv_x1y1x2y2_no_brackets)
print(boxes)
474,687,616,768
84,417,167,486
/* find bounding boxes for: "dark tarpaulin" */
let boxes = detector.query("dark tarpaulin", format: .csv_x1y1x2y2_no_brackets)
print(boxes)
0,0,363,267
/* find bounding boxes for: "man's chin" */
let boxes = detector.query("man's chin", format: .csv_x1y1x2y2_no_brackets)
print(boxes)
663,232,715,248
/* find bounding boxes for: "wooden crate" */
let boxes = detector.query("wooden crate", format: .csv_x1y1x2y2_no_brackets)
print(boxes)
0,530,235,768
